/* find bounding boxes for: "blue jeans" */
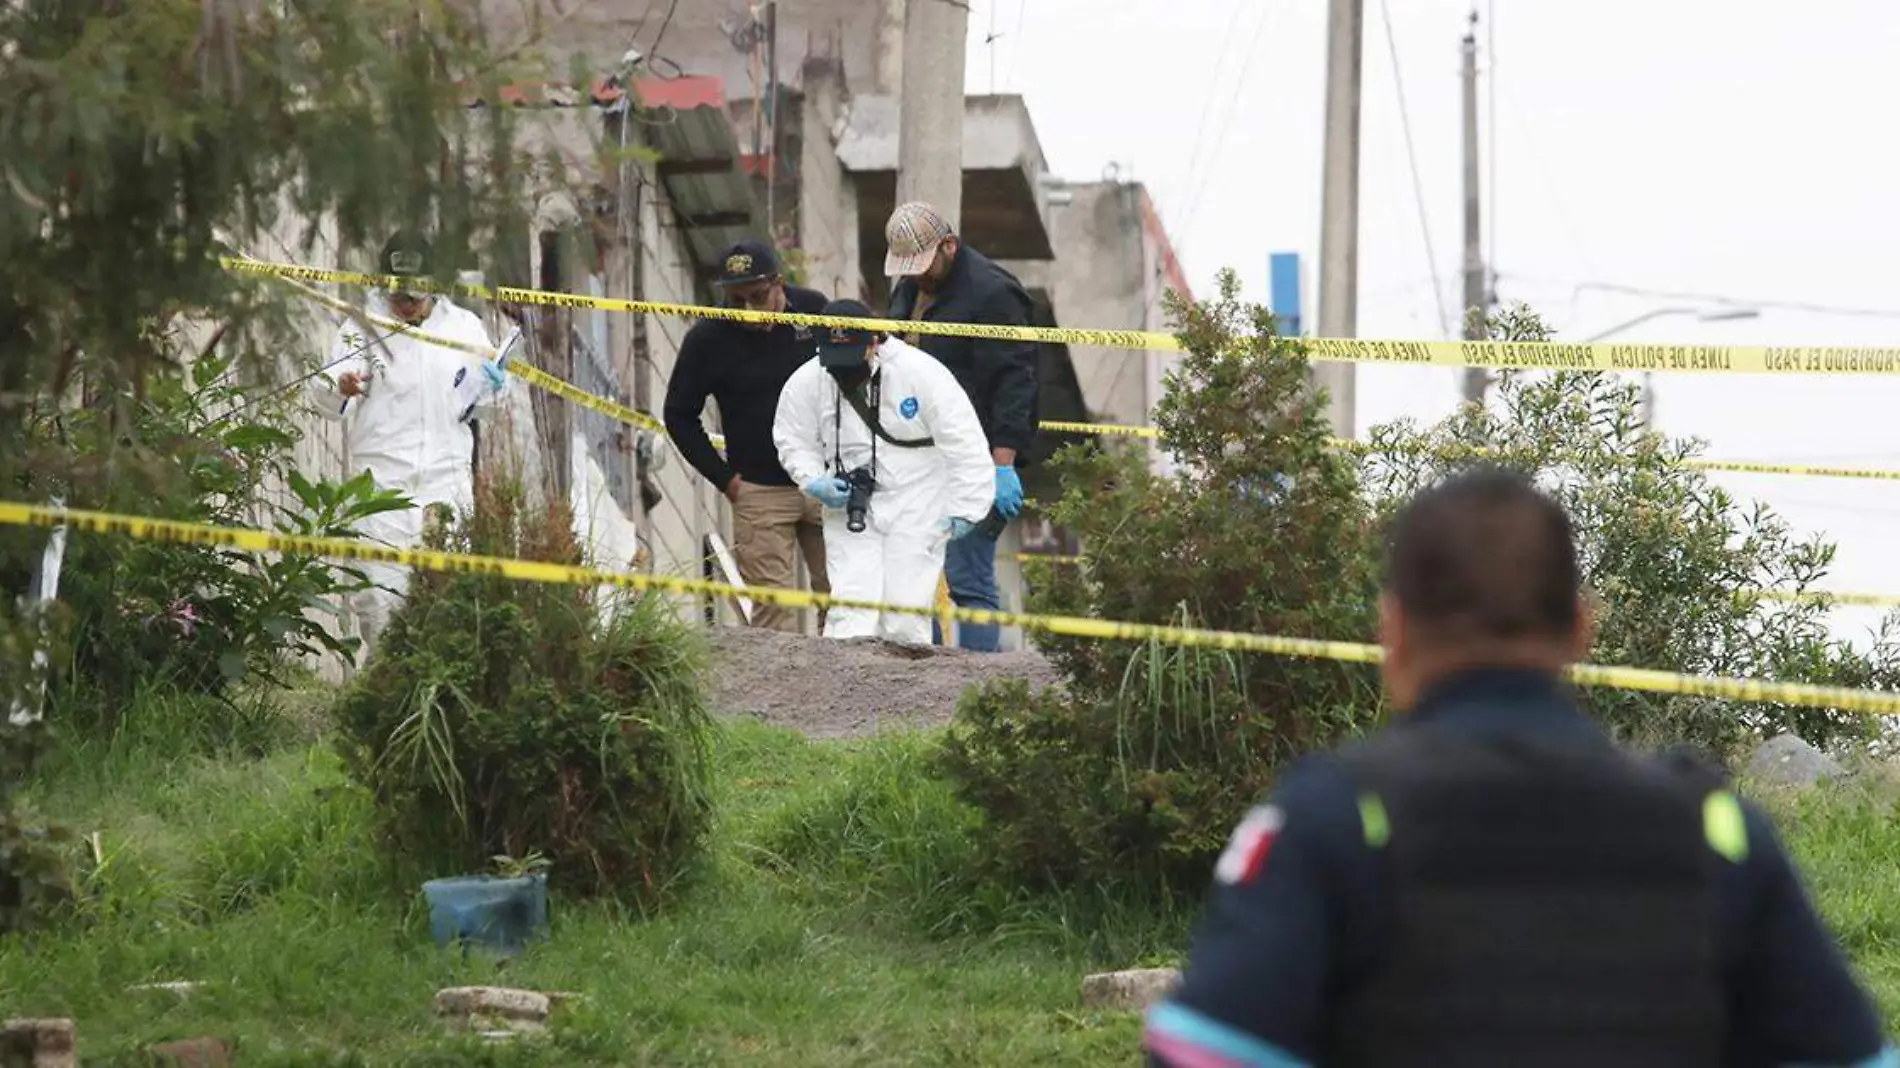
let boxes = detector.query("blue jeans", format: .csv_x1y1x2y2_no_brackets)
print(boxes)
934,522,1002,652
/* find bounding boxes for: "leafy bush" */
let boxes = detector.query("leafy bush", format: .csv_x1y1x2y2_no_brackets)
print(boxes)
0,347,408,720
0,601,75,934
939,271,1384,898
332,474,717,905
1360,304,1897,759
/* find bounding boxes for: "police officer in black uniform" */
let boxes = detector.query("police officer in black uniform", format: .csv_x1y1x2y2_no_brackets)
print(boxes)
1144,468,1894,1068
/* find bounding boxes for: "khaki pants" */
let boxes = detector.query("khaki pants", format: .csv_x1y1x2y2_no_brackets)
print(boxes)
731,480,829,633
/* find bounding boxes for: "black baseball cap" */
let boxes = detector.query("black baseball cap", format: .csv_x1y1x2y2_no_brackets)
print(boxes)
379,230,433,280
713,239,780,286
815,299,879,368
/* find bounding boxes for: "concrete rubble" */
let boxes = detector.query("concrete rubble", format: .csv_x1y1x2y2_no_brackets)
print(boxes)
0,1018,76,1068
1749,732,1846,790
128,981,204,998
1080,968,1180,1013
433,986,552,1035
142,1036,232,1066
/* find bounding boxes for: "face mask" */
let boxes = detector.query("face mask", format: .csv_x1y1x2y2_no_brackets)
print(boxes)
827,363,870,392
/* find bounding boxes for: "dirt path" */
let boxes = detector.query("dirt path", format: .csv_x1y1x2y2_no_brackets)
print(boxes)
705,626,1063,739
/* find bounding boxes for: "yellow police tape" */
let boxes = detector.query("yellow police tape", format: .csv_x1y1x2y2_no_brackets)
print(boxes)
1020,553,1900,613
1041,421,1900,483
252,256,1900,484
267,269,669,434
1758,590,1900,609
257,261,1900,486
1337,437,1900,484
225,255,1900,375
7,498,1900,716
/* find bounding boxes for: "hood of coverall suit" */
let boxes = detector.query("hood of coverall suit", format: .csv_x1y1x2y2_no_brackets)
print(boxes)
341,291,497,513
781,335,995,538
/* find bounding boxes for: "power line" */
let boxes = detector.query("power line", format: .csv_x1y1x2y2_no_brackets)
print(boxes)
648,0,680,58
1485,0,1497,287
1176,2,1282,237
1168,0,1250,238
1495,84,1601,284
1376,0,1451,338
1498,273,1900,321
629,0,659,43
1006,0,1028,89
985,0,1000,93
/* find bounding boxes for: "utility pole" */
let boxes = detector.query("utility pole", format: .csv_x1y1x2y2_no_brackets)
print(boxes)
898,0,1012,649
1315,0,1362,440
897,0,966,224
1460,10,1490,404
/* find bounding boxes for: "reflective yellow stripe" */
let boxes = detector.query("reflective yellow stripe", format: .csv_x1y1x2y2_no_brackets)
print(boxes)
1358,794,1390,848
1702,790,1749,863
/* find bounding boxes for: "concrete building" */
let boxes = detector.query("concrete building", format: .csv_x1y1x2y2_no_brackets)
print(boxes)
1000,176,1196,484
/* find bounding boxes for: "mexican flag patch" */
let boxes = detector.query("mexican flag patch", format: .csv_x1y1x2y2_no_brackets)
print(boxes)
1214,804,1284,886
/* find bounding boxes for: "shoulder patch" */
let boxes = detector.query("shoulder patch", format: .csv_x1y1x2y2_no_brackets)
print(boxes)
1214,804,1284,886
1702,790,1749,863
898,396,920,419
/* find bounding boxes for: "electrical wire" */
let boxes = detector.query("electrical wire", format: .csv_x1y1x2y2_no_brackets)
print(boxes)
1003,0,1028,91
1485,0,1498,296
1496,273,1900,321
629,0,659,43
1176,2,1282,238
1377,0,1451,338
1497,84,1602,283
986,0,999,93
648,0,679,59
1168,0,1250,238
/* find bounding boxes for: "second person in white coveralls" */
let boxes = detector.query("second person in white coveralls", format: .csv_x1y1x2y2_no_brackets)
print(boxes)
773,298,995,645
305,231,511,656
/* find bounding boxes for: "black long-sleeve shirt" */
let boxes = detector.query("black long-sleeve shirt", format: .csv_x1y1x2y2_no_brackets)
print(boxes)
663,285,829,489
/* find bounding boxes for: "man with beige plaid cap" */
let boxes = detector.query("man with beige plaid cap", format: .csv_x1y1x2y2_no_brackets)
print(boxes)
884,201,1040,652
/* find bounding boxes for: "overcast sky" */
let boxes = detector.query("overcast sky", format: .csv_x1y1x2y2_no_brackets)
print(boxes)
968,0,1900,649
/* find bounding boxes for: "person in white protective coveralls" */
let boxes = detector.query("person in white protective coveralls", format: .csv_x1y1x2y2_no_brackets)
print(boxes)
772,298,996,644
304,231,511,655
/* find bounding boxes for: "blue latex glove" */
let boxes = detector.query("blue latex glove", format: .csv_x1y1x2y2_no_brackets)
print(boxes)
947,517,977,540
480,359,507,389
804,476,851,509
994,465,1024,518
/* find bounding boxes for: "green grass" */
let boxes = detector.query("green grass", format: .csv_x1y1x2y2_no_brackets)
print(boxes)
0,712,1180,1066
10,705,1900,1065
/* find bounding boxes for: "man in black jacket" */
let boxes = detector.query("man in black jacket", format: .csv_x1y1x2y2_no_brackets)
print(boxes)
884,201,1039,652
663,240,830,633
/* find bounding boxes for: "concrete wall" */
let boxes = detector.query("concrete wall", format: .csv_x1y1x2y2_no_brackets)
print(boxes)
478,0,898,112
793,58,864,302
1032,182,1151,431
1002,180,1185,459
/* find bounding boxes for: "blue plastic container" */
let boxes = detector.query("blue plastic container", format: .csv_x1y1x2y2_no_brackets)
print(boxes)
421,873,549,953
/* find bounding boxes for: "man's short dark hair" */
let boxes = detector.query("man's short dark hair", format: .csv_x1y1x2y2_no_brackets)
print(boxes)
1383,467,1582,643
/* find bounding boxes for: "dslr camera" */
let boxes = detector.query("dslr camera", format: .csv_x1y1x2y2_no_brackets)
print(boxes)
843,466,877,533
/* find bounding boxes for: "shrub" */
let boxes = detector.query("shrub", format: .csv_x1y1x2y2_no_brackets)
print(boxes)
0,601,76,934
939,271,1384,898
332,474,717,905
0,346,409,722
1360,304,1897,759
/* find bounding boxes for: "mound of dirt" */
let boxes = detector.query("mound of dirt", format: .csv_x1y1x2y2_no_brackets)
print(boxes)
704,625,1063,739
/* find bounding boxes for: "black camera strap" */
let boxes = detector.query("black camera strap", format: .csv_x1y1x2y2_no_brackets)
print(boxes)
840,376,934,449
